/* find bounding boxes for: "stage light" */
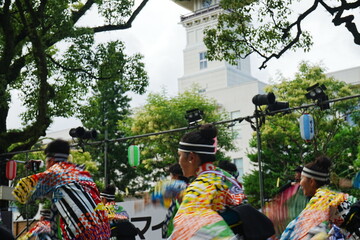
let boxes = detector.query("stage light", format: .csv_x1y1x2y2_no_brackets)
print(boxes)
267,101,290,115
305,83,330,110
185,109,203,125
252,92,276,106
69,127,97,140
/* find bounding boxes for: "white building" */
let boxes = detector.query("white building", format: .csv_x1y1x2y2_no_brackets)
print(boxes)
327,66,360,86
172,0,267,179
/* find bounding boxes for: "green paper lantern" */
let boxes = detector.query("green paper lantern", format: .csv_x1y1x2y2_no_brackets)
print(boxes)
128,145,140,167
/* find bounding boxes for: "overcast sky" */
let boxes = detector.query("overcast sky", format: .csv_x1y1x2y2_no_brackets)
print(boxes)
7,0,360,132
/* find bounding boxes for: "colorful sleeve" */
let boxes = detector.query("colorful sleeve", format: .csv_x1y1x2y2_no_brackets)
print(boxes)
215,168,245,206
171,174,235,240
12,170,58,204
329,194,354,226
12,175,39,204
223,177,245,206
151,180,187,208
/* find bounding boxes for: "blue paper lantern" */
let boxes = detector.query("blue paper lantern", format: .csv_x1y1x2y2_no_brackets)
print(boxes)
300,113,315,141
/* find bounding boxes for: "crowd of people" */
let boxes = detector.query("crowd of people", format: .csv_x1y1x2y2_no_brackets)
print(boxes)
1,123,359,239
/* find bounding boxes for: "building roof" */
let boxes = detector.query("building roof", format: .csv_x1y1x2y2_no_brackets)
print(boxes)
172,0,194,11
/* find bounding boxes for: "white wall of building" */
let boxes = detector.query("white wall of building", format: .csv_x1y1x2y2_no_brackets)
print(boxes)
175,0,267,178
327,66,360,86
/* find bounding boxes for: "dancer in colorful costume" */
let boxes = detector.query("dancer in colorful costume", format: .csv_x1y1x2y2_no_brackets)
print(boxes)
280,156,356,240
12,139,110,240
264,166,308,237
169,124,245,240
151,163,189,238
100,185,138,240
19,209,52,240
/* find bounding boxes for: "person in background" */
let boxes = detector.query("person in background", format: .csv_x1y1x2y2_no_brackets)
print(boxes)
264,165,308,238
19,209,52,240
168,162,189,184
170,124,244,240
218,160,240,179
12,139,110,240
294,166,303,183
217,160,246,204
160,163,189,238
100,184,138,240
280,156,356,240
277,166,303,194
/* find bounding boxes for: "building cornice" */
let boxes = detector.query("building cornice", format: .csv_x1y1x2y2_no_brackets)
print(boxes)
180,4,222,28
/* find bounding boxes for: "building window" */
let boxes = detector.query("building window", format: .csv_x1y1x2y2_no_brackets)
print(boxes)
231,110,241,139
233,158,244,182
202,0,212,8
199,52,208,70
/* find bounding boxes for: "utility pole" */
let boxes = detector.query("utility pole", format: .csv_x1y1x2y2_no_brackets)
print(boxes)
104,128,109,186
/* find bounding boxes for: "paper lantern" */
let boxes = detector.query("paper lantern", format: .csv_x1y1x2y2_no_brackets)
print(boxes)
128,145,140,167
300,113,315,141
6,160,17,180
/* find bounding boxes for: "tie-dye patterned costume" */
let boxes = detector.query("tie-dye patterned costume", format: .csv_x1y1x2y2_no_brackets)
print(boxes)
169,162,245,240
13,162,110,240
280,187,355,240
104,201,130,224
18,220,51,240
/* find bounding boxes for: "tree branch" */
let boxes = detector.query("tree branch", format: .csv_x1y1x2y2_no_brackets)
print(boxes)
93,0,149,33
331,1,360,44
71,0,95,24
47,55,112,80
258,1,319,69
3,0,52,151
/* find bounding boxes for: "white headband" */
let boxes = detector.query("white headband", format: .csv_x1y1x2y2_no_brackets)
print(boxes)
178,141,216,155
302,166,330,182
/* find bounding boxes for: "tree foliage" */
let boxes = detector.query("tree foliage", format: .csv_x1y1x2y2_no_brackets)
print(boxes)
119,88,236,192
204,0,360,69
243,62,360,207
0,0,149,155
76,42,148,193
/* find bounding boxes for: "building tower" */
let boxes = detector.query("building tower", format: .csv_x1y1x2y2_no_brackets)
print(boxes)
172,0,267,179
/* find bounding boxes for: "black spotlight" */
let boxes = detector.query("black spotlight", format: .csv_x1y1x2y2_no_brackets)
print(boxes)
69,127,97,140
252,92,276,106
185,109,204,125
305,83,329,110
69,127,85,138
305,83,326,100
82,129,98,140
267,101,290,115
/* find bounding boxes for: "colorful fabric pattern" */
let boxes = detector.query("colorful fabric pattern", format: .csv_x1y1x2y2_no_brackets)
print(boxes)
151,179,188,238
13,162,110,240
169,162,244,240
104,201,129,223
264,183,308,237
280,187,352,240
18,220,51,240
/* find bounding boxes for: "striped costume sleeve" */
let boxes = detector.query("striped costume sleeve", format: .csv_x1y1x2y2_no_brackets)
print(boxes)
12,175,39,204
